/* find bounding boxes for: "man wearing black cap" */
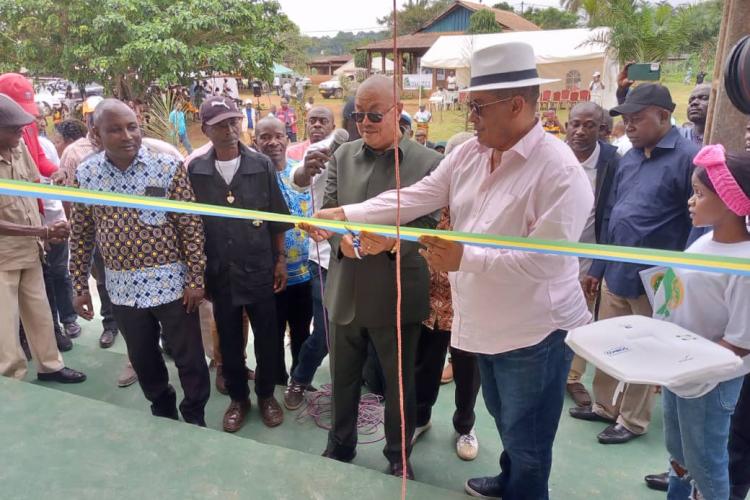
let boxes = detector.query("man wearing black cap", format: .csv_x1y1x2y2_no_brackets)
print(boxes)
188,95,292,431
575,83,699,444
0,93,86,383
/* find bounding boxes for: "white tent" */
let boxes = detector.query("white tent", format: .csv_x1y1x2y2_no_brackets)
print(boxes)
421,28,618,108
334,57,395,76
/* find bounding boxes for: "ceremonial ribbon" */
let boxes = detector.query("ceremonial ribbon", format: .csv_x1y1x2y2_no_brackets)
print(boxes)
1,178,750,276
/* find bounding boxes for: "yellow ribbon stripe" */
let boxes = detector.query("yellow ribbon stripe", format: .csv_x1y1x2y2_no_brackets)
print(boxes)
2,178,750,276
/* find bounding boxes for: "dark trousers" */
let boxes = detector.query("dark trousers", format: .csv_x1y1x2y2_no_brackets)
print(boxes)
42,241,77,329
415,325,480,435
291,262,328,385
730,374,750,499
477,331,572,500
327,321,420,464
112,299,210,426
275,280,313,384
213,296,279,401
92,250,118,332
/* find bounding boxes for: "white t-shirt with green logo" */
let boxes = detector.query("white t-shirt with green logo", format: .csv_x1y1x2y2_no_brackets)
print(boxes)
652,232,750,398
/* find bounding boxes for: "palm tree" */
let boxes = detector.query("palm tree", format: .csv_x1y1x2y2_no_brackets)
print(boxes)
582,0,691,64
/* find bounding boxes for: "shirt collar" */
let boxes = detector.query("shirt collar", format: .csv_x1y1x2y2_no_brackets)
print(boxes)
653,126,680,150
483,120,545,161
103,145,148,173
580,142,601,169
355,135,409,162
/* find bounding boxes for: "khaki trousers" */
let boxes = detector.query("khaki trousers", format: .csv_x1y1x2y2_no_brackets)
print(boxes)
592,280,655,434
0,265,64,379
567,293,596,384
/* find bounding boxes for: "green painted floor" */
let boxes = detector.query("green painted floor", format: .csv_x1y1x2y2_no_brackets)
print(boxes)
5,296,669,499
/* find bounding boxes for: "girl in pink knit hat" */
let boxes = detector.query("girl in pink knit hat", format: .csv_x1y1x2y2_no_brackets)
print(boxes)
654,144,750,500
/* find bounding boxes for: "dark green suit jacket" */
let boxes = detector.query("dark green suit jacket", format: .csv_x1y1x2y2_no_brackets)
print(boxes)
322,138,442,328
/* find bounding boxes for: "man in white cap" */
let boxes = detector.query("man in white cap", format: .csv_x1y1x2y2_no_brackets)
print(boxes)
308,42,593,499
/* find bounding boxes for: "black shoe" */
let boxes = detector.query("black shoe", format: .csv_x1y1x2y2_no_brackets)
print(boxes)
388,460,415,480
99,328,118,349
569,405,615,423
55,327,73,352
321,448,356,463
644,472,669,491
597,423,641,444
37,367,87,384
465,476,503,498
63,322,82,339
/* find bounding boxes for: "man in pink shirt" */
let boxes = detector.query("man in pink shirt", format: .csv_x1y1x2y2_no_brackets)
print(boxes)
311,42,593,499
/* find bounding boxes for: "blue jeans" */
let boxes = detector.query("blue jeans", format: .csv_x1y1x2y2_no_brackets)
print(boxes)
664,377,745,500
477,330,572,500
179,133,193,154
291,261,328,385
42,241,77,328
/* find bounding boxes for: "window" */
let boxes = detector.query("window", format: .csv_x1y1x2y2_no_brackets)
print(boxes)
565,70,581,90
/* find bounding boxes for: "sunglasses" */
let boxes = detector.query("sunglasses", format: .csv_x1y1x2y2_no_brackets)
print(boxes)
350,105,396,123
468,97,513,117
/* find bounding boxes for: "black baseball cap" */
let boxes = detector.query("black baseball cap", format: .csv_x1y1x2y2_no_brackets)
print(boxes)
200,96,244,125
609,83,676,116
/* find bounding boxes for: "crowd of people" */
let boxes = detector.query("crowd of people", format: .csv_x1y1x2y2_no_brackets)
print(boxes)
1,37,749,500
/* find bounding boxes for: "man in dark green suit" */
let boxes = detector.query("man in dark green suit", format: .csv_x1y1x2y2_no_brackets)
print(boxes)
321,75,442,479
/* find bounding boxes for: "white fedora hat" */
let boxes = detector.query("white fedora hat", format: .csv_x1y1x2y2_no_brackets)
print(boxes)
462,41,559,93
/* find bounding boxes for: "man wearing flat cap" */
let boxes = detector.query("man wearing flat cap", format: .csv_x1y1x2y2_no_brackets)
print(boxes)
311,42,593,499
188,95,292,432
0,93,86,383
573,83,700,444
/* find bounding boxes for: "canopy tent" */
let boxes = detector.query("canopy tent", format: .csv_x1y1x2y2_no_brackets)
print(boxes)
273,62,295,76
420,28,618,108
334,57,395,77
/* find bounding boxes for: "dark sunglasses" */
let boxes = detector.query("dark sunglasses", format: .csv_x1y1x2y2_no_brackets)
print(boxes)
350,105,396,123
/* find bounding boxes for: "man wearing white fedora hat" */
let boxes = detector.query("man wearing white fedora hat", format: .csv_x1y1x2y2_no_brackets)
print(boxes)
309,42,593,499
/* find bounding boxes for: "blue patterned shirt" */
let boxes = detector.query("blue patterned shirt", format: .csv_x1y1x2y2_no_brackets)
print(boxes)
276,159,311,285
69,146,206,308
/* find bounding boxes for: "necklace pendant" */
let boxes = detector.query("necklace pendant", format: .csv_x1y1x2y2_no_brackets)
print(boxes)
226,191,235,204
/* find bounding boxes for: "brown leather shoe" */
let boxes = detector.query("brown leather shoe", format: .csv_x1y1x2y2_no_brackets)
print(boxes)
258,396,284,427
222,400,250,433
566,382,592,407
215,365,228,395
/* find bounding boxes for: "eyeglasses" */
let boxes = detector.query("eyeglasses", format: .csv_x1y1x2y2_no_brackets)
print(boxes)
350,105,396,123
468,97,513,116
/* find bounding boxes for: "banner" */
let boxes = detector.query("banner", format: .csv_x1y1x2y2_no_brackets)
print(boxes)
1,178,749,276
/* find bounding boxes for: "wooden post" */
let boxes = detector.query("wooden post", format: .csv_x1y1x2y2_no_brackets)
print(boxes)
381,51,386,74
366,51,373,78
704,0,750,149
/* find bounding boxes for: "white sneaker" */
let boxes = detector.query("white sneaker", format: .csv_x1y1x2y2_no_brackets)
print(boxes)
456,429,479,461
411,421,432,445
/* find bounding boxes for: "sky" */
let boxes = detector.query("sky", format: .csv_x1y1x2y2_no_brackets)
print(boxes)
277,0,699,35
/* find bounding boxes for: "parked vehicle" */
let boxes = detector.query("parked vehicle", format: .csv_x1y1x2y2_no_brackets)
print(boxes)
318,78,344,99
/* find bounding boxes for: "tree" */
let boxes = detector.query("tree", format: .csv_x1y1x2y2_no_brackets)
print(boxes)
0,0,295,98
492,2,515,11
467,10,501,34
583,0,692,64
523,7,579,29
377,0,452,36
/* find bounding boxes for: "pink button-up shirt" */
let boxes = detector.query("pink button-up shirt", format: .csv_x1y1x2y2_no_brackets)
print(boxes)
344,123,594,354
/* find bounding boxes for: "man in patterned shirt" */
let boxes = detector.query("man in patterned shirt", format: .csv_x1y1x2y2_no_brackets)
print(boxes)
69,99,210,426
254,116,313,386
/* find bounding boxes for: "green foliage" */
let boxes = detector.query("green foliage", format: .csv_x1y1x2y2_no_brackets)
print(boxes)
583,0,693,64
377,0,453,36
492,2,514,11
0,0,295,97
354,50,368,69
523,7,579,29
467,9,501,34
305,31,388,57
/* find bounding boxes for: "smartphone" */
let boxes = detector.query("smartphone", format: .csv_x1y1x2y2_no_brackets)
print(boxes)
627,63,661,81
